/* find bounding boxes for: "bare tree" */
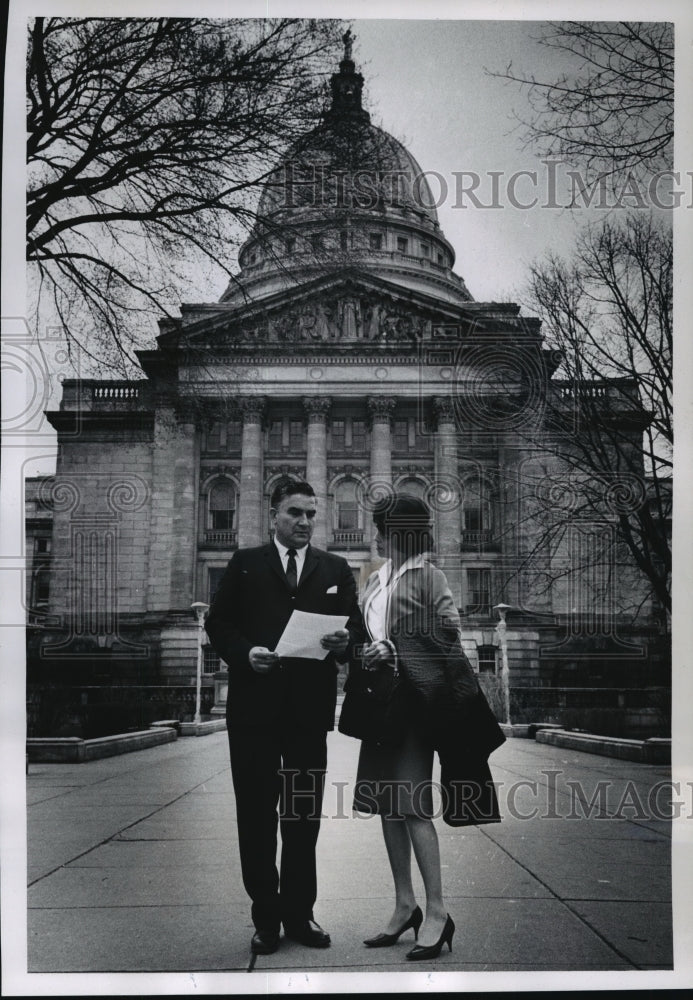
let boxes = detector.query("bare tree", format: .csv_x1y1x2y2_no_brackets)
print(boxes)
488,22,673,620
490,21,673,186
27,17,344,373
521,212,672,615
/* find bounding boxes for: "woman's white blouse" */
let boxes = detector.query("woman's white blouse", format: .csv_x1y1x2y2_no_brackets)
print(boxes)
364,554,426,642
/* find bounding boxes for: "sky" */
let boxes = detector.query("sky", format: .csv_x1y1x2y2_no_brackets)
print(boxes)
351,19,591,304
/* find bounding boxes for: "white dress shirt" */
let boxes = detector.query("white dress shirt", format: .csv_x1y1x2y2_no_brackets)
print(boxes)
274,537,308,584
364,553,426,642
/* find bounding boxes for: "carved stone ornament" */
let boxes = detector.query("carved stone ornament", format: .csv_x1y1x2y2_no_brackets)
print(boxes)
233,297,430,345
266,466,306,479
238,397,267,422
302,396,332,422
433,395,456,425
367,396,397,424
271,301,339,343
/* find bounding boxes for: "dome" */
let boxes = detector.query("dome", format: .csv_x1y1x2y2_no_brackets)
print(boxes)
256,118,440,225
221,34,472,306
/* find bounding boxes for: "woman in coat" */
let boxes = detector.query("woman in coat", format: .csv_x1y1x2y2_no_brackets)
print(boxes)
350,492,505,961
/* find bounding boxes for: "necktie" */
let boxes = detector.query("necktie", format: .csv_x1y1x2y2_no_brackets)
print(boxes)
285,547,298,592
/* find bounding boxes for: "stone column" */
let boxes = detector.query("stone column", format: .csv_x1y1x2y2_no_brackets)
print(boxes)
433,395,462,607
237,397,266,548
303,396,331,548
367,396,396,560
147,405,199,612
170,414,198,609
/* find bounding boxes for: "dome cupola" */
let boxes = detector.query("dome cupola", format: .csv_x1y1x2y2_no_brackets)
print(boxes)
222,32,472,306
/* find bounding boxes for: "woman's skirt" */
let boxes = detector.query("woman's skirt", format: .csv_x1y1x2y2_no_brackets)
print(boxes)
353,722,434,819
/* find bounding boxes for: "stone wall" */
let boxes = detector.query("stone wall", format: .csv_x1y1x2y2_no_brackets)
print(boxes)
48,434,153,621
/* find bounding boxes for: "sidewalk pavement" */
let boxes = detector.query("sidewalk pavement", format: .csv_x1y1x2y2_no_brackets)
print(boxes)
26,727,674,978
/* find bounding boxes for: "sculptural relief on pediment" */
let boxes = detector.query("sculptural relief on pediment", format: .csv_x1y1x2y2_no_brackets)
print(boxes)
224,294,438,346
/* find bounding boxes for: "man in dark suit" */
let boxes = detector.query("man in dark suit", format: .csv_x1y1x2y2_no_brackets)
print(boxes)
205,477,362,955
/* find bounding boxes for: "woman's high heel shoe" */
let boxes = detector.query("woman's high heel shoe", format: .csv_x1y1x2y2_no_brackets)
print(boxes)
363,905,423,947
405,914,455,960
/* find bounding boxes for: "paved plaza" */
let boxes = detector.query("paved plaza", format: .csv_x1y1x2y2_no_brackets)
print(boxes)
20,726,682,989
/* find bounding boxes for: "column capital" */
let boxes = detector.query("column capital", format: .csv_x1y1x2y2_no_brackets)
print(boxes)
367,395,397,426
238,396,267,423
432,395,457,427
302,395,332,423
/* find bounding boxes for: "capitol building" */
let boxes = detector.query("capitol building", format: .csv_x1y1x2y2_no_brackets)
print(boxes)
29,40,668,733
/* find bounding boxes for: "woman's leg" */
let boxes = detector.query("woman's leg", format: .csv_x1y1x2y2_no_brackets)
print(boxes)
379,816,419,933
405,816,448,946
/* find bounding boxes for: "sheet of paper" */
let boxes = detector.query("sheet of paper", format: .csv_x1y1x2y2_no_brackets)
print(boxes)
274,611,349,660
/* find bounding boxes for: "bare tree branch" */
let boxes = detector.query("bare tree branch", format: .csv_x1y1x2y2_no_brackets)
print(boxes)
27,16,345,372
488,21,673,184
521,212,671,615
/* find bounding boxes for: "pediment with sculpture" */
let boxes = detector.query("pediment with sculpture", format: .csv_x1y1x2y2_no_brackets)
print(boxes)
177,275,476,351
236,293,433,345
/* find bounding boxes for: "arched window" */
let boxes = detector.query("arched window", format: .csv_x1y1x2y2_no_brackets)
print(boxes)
398,476,427,500
331,478,364,547
461,477,492,542
208,480,236,531
335,479,360,531
206,422,224,451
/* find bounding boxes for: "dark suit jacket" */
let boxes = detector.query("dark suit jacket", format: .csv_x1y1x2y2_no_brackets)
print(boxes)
205,543,363,731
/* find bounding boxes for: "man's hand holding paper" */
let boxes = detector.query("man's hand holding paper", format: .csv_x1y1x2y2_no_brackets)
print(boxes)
274,611,349,660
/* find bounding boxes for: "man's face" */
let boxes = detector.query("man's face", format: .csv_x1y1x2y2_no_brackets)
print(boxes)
271,492,317,549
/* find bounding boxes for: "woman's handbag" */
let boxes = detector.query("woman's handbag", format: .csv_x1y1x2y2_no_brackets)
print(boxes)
338,661,409,750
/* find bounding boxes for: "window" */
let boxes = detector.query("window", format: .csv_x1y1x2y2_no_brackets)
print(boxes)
335,480,360,530
203,645,221,674
35,537,51,555
437,253,444,265
369,233,383,251
226,420,242,452
340,231,348,251
268,420,283,452
209,481,235,530
208,566,226,603
398,476,427,499
414,421,433,451
466,568,491,615
393,419,409,452
397,236,408,253
289,420,304,452
420,243,429,257
351,420,366,452
462,484,492,541
477,644,497,673
206,422,223,451
464,505,483,532
331,419,345,451
33,567,50,606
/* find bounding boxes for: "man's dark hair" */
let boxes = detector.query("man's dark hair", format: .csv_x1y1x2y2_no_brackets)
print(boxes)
270,477,316,509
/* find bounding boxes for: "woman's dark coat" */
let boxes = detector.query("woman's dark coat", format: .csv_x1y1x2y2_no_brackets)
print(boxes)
361,559,506,826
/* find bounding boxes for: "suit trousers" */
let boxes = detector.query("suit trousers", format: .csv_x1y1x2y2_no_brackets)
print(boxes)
227,725,328,931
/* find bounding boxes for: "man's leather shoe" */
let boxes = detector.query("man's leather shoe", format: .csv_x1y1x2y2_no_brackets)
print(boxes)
251,928,280,954
283,919,331,948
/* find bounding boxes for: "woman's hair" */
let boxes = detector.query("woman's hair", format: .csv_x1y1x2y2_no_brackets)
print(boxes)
373,492,434,558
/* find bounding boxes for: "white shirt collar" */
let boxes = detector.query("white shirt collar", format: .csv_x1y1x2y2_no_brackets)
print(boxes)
274,537,308,561
377,553,426,588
